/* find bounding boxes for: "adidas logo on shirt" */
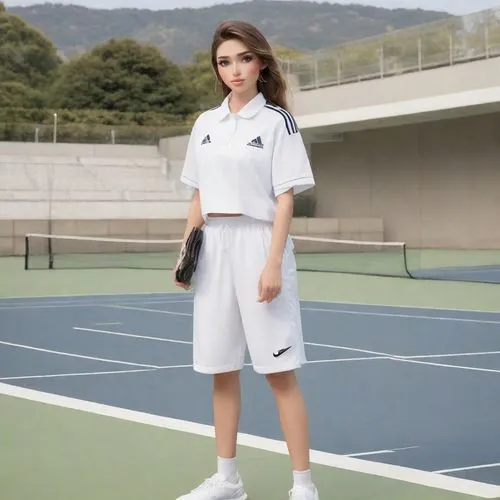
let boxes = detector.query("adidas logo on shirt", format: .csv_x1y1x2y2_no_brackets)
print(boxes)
201,134,211,145
247,136,264,149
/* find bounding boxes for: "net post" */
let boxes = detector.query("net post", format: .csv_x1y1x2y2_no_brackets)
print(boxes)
48,236,54,270
402,243,414,279
24,235,29,270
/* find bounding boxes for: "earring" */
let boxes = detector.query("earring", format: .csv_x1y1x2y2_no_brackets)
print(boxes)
258,73,267,83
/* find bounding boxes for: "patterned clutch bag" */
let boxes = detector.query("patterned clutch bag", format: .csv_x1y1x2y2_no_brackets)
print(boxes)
175,227,203,285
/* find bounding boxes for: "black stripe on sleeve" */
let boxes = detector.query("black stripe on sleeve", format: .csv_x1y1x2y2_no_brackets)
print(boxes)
264,104,299,135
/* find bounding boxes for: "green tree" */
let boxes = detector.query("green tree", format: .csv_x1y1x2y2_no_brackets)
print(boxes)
0,81,45,108
182,51,221,111
51,38,198,115
0,9,61,90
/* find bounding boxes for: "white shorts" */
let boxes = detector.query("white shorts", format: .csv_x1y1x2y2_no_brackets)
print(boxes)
191,215,307,375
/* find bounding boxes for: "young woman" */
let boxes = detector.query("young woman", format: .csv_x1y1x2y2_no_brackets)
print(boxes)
174,20,319,500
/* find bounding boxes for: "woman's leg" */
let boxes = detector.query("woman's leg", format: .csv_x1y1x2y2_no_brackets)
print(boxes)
266,370,310,470
229,219,318,498
175,370,247,500
213,370,242,480
267,371,318,498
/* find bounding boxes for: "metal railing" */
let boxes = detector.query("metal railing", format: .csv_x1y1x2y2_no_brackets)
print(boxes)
0,121,191,144
282,6,500,90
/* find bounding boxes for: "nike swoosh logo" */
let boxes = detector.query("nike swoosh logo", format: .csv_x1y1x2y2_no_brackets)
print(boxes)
273,346,292,358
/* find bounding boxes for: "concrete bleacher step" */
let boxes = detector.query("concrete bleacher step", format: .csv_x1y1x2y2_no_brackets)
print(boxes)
0,149,192,222
1,155,84,165
0,200,191,219
79,157,164,168
0,175,34,190
2,155,164,168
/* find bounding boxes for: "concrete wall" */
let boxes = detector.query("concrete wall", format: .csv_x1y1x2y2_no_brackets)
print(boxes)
290,58,500,116
159,135,190,160
311,111,500,248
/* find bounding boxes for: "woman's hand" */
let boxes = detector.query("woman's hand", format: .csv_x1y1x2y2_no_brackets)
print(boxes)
174,189,203,291
173,249,191,290
258,261,282,303
173,269,191,290
258,188,293,303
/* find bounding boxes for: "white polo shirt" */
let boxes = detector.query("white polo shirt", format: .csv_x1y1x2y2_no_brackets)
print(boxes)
180,92,315,222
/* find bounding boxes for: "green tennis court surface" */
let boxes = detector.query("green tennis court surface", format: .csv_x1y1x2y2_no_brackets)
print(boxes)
1,256,500,500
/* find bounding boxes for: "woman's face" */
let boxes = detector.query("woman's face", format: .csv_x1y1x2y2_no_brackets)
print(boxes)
215,38,266,96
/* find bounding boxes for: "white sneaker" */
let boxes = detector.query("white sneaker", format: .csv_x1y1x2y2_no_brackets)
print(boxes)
176,472,248,500
289,484,319,500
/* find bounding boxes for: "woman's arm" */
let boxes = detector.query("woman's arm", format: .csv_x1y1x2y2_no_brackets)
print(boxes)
258,188,294,302
174,189,204,289
268,188,294,266
181,189,205,246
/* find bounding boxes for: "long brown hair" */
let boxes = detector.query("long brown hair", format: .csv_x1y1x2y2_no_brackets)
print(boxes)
210,20,290,111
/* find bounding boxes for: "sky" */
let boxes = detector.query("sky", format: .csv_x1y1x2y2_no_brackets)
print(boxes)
4,0,500,15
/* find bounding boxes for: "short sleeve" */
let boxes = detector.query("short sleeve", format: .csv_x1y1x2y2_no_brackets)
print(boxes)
271,119,315,197
179,119,200,189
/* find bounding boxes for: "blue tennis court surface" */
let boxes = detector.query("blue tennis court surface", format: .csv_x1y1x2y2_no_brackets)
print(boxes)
1,291,499,489
412,264,500,285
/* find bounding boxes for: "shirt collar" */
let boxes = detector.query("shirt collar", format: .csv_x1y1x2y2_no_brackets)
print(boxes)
215,92,266,121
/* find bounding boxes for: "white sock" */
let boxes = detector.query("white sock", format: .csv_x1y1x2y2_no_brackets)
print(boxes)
217,456,238,483
293,469,314,489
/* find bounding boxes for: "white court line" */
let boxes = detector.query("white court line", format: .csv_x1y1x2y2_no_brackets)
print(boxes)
1,383,499,498
392,358,500,375
2,294,499,321
405,350,500,360
108,303,500,325
0,291,500,314
0,303,122,311
0,340,161,369
348,446,419,457
0,300,192,311
0,296,191,307
103,304,192,316
306,355,500,374
307,356,390,363
0,291,188,300
73,328,389,365
73,327,500,375
73,327,192,345
75,326,394,358
0,367,157,381
0,363,196,382
158,364,194,369
306,340,394,358
0,291,498,316
306,342,500,374
301,298,500,315
434,463,500,474
302,306,500,325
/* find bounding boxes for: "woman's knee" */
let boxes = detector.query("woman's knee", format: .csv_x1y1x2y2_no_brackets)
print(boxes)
266,370,297,393
214,370,240,391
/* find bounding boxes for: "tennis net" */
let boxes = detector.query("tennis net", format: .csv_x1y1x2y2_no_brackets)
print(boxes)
24,232,411,278
291,236,410,278
24,234,183,271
